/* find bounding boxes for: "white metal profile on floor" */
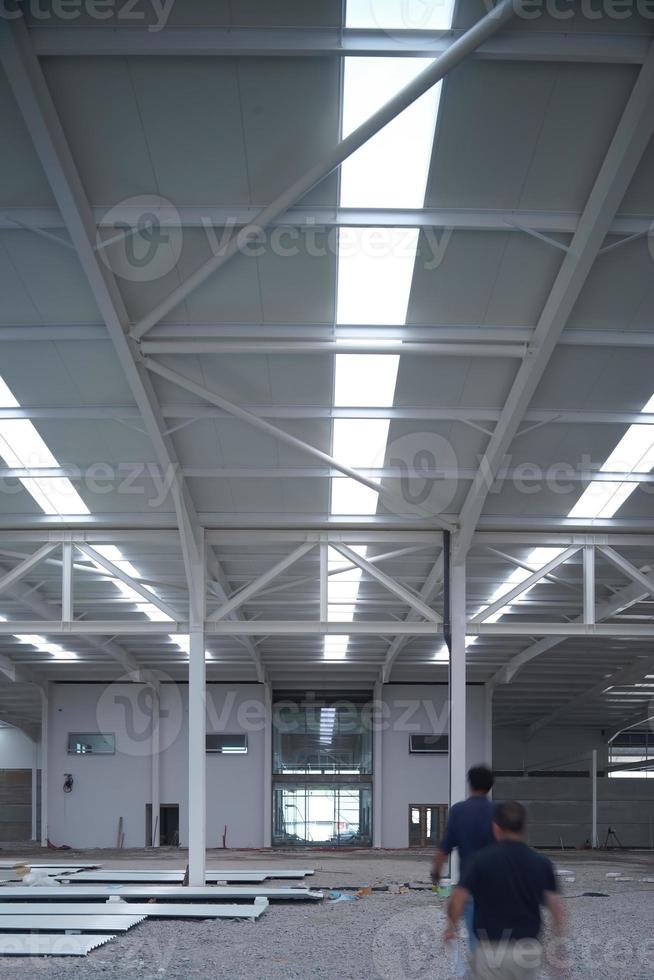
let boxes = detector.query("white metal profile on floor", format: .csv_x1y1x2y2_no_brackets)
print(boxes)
0,934,115,956
0,914,145,932
0,900,269,920
0,885,323,901
58,869,313,884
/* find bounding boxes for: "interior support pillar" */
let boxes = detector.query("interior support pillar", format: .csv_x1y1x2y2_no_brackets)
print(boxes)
187,534,206,885
484,683,494,777
31,740,38,841
151,682,161,847
263,681,272,848
39,684,48,848
373,681,383,849
449,555,467,881
591,749,599,848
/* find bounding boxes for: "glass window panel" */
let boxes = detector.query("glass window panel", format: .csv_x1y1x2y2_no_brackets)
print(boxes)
67,733,115,755
272,785,372,846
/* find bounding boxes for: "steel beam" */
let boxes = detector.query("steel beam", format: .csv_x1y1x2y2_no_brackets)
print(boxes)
454,40,654,560
473,622,654,638
28,26,651,63
6,204,653,236
470,546,580,623
0,560,145,679
331,543,442,623
381,554,444,682
75,544,180,622
140,340,526,358
207,543,315,622
143,358,456,532
6,324,654,354
131,0,516,339
0,619,443,636
2,402,654,427
0,544,57,598
598,546,654,600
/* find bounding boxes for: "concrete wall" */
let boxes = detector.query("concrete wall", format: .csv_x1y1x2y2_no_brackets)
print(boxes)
380,684,488,848
47,682,266,849
495,776,654,849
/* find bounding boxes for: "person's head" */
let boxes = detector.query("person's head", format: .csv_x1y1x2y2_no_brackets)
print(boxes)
467,765,494,796
492,800,527,841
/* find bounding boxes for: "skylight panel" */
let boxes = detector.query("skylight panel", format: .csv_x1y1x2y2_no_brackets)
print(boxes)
0,373,189,658
334,354,400,406
336,229,420,325
332,418,391,468
340,59,440,209
347,0,454,30
0,377,90,517
569,393,654,519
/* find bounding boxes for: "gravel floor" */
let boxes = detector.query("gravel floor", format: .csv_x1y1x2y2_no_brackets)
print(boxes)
0,850,652,979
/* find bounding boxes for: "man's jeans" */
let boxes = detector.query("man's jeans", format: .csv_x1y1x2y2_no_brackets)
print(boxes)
464,898,476,950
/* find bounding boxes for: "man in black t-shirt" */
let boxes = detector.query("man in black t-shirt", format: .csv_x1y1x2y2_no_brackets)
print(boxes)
444,801,565,979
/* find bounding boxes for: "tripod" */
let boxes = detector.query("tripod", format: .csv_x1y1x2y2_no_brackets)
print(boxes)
603,826,623,849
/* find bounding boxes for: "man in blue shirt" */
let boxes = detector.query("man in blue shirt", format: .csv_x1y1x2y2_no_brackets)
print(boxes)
431,765,495,946
444,800,565,979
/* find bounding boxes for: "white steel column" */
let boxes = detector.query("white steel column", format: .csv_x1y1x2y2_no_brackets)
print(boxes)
591,749,598,848
39,685,48,848
584,545,595,624
484,683,494,773
187,536,206,885
449,557,467,881
263,682,272,848
373,681,383,849
151,683,160,847
31,740,38,841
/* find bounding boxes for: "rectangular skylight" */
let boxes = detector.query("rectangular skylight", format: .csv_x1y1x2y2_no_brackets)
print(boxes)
325,5,451,659
347,0,454,30
569,392,654,519
0,373,189,660
340,58,442,209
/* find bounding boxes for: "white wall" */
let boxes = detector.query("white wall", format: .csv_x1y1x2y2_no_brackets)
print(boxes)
0,727,35,769
47,682,266,850
160,683,266,849
380,684,488,848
